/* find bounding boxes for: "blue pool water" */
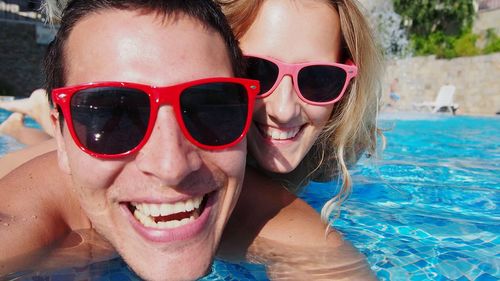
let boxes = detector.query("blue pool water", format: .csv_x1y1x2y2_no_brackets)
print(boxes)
0,110,40,157
306,114,499,281
1,109,498,280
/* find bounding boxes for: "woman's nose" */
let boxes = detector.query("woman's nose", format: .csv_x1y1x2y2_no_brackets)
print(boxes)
264,76,301,123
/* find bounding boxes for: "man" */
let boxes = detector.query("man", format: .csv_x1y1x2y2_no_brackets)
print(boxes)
1,0,257,280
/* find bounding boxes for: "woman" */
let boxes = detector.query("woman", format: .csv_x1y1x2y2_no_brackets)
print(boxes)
1,0,382,278
220,0,383,221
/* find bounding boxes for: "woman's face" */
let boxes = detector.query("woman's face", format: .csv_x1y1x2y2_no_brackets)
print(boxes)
240,0,342,173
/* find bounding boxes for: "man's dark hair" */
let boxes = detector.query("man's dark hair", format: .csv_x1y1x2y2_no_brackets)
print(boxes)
44,0,244,103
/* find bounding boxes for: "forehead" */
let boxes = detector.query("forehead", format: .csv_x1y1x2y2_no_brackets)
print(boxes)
240,0,341,62
64,9,232,86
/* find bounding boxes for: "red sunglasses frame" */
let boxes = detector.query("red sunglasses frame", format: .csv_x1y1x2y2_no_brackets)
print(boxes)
244,54,358,106
52,77,260,159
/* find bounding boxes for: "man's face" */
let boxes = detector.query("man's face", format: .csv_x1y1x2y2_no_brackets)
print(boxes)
54,9,246,280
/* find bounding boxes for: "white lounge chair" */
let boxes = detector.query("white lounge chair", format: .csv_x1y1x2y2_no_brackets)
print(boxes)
413,85,459,115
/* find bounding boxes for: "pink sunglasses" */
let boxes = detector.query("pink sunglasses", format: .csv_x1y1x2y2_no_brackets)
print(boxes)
244,54,357,106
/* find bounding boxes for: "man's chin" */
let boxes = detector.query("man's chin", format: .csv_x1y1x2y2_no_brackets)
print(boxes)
110,202,220,280
120,245,215,281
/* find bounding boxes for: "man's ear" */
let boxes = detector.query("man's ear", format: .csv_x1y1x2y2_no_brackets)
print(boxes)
51,108,71,175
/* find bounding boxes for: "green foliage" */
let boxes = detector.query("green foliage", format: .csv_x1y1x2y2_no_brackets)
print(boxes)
453,31,479,57
483,28,500,54
410,29,500,59
394,0,475,37
411,30,492,59
394,0,500,58
410,32,454,58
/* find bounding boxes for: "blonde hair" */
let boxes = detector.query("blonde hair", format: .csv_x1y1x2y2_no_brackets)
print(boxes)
218,0,384,223
41,0,67,24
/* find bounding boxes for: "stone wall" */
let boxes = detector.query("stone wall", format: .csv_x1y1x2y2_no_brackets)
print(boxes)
474,8,500,34
0,20,47,97
383,53,500,115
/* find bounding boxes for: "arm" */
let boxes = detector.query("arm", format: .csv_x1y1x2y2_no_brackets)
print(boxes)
0,152,90,275
219,167,376,280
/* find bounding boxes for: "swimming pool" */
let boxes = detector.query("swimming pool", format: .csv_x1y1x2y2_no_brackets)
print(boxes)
1,109,498,280
307,114,499,281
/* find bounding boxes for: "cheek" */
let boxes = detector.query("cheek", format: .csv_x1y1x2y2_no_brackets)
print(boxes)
205,141,247,179
305,104,334,126
251,100,266,120
64,136,124,191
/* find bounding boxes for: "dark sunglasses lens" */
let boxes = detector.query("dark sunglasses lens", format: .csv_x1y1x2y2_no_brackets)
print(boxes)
70,87,150,155
298,65,347,103
245,57,279,95
180,82,248,147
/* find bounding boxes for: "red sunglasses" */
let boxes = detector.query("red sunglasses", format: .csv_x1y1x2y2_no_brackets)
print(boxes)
52,77,259,158
244,54,357,105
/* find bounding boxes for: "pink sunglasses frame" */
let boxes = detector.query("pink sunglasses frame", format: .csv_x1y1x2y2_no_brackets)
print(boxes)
52,77,260,158
244,54,358,106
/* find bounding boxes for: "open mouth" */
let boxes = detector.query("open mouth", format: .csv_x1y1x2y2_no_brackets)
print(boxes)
256,123,305,141
127,195,209,229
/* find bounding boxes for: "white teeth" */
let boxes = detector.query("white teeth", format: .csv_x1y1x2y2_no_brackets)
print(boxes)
271,130,280,139
134,209,199,229
279,131,287,139
135,196,203,217
185,200,193,212
173,201,185,214
150,204,160,217
263,126,301,140
132,196,203,229
142,204,151,215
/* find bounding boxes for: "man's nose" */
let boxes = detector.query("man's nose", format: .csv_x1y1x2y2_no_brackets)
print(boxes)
264,76,301,123
135,107,202,186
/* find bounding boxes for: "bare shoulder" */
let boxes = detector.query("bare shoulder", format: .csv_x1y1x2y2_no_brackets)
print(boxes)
220,167,376,279
220,167,342,257
0,151,88,269
0,139,56,178
247,167,343,248
259,191,343,248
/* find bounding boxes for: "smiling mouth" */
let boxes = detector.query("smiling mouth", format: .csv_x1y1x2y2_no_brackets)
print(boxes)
127,195,208,229
256,123,304,141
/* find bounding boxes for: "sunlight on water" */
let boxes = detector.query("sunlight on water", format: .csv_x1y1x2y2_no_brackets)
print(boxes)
303,115,499,281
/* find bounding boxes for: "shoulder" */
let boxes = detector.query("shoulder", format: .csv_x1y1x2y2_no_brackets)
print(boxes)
219,167,342,259
246,167,343,247
220,168,376,279
1,151,64,213
0,138,57,178
255,173,344,248
0,151,88,263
